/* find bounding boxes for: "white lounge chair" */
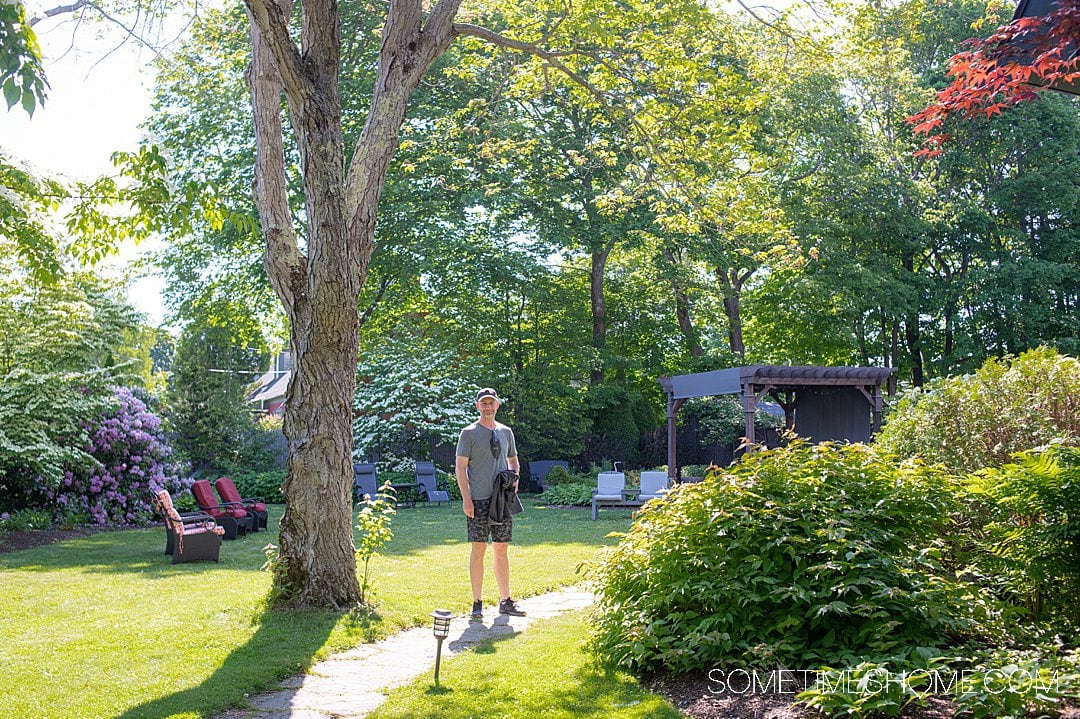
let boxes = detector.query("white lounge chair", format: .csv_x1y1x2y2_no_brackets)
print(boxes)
637,471,670,502
591,470,630,520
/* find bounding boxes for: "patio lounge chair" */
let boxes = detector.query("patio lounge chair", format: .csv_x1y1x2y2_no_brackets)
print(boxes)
591,469,634,520
415,460,450,506
215,477,268,530
153,490,224,564
191,479,252,539
527,460,569,493
637,471,670,502
353,462,379,502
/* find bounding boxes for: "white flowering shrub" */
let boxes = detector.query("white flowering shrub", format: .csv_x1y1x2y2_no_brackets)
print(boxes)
353,335,479,462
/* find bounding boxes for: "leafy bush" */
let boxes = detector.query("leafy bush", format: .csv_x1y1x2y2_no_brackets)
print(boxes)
679,463,711,479
356,490,395,606
878,348,1080,475
0,367,114,510
966,444,1080,627
951,647,1080,719
795,646,1080,719
42,387,187,525
226,469,285,504
545,465,593,486
684,396,782,449
0,508,53,532
537,481,595,506
353,333,478,461
587,440,987,673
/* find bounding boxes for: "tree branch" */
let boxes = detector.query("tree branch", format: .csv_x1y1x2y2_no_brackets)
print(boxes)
245,0,307,317
242,0,310,113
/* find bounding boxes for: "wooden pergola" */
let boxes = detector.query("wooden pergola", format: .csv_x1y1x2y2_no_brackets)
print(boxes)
657,365,895,481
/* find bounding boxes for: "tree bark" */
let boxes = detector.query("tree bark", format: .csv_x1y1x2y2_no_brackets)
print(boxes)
717,267,748,360
663,247,704,358
242,0,461,608
590,245,612,385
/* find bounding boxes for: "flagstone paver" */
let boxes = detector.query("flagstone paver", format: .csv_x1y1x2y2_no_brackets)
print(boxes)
217,588,594,719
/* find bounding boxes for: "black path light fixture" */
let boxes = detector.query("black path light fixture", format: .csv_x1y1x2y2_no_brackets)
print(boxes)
1011,0,1080,95
430,609,454,687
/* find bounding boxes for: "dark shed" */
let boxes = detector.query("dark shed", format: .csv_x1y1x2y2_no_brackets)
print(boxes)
657,365,894,481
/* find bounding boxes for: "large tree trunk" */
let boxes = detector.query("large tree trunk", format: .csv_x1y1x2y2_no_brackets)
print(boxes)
243,0,461,608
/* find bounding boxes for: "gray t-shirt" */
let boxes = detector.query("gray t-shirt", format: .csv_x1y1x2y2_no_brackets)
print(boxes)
456,421,517,501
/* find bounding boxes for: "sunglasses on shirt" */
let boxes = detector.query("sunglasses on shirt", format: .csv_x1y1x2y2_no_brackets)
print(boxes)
490,429,501,458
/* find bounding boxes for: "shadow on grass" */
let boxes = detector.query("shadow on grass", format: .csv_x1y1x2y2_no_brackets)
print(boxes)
0,527,273,575
111,605,377,719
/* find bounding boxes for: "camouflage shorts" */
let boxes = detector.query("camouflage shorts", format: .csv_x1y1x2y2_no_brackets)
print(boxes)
467,498,513,543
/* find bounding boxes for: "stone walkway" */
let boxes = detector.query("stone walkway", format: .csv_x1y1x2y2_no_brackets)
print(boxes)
218,588,594,719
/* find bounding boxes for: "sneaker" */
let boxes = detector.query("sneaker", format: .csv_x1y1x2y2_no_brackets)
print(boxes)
499,598,526,617
470,600,483,620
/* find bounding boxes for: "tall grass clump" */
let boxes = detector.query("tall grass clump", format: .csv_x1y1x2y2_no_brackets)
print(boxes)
587,440,987,673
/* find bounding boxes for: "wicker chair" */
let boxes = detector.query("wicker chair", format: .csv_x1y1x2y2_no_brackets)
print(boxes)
214,477,268,531
153,490,224,564
191,480,252,539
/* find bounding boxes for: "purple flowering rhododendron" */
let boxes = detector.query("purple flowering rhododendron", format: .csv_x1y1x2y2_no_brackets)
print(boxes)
45,387,189,525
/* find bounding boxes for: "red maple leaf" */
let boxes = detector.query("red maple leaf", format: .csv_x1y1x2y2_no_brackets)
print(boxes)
907,0,1080,153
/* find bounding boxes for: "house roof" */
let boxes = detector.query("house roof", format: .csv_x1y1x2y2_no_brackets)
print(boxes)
248,370,292,403
658,365,894,400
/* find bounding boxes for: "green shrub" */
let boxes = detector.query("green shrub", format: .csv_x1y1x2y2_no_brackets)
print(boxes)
355,490,395,606
966,444,1080,627
226,470,285,504
537,482,595,506
878,348,1080,475
0,508,52,531
795,647,1080,719
951,647,1080,719
679,463,711,479
587,440,988,673
544,465,576,485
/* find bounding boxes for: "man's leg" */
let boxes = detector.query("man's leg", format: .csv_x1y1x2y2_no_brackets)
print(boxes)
492,541,510,600
470,541,487,600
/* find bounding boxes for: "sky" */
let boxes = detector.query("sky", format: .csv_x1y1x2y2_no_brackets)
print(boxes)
0,14,168,326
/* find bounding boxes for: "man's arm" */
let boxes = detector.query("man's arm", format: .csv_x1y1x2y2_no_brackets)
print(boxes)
455,455,474,518
508,454,519,491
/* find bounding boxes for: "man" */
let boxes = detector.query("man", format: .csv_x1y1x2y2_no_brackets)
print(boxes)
455,387,526,619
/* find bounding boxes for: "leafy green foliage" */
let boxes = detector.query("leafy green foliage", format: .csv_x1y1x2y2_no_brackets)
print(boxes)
967,444,1080,626
227,469,286,504
951,647,1080,719
878,348,1080,474
537,481,595,507
45,387,186,525
795,653,948,719
0,153,65,282
0,507,52,532
0,261,152,511
356,488,396,606
587,440,985,673
0,1,47,116
683,396,783,449
353,333,478,465
165,319,268,475
797,646,1080,719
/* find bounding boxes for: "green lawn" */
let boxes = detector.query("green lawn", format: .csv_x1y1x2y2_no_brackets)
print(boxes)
0,500,639,719
369,610,682,719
